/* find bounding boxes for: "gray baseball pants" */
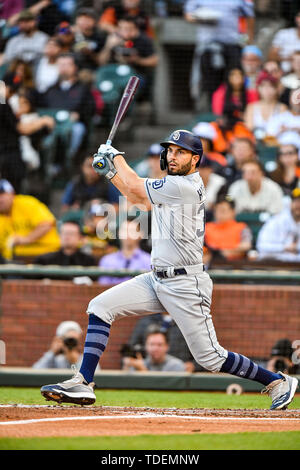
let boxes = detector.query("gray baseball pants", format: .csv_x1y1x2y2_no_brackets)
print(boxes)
87,270,228,372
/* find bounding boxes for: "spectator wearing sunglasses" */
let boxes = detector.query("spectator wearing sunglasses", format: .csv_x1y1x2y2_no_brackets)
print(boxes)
269,144,300,196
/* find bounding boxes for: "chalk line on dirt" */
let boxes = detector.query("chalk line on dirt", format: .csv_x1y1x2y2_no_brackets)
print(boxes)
1,414,300,426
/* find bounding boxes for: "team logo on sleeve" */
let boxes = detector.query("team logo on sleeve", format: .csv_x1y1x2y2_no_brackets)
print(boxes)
152,177,166,189
172,131,180,141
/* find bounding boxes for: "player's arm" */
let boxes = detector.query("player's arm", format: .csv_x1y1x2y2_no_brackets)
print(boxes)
93,145,151,210
112,155,151,209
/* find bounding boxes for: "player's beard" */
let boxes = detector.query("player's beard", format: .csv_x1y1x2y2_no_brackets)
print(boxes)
167,159,192,176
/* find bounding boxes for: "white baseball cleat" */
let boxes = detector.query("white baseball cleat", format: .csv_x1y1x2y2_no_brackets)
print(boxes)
261,372,298,410
41,368,96,405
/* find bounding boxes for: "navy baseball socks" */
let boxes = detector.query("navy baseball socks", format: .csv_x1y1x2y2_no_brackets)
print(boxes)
40,314,110,405
79,314,111,383
220,351,298,409
220,351,281,385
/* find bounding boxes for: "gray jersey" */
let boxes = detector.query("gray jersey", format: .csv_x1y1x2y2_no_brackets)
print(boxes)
144,172,206,267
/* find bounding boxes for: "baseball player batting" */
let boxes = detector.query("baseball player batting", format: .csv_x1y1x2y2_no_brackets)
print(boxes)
41,130,298,410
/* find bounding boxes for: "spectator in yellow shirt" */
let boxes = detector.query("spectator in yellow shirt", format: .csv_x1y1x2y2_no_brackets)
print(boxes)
0,179,60,260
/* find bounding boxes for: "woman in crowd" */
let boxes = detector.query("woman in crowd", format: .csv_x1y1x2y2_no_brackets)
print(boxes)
244,70,287,141
212,67,258,119
269,143,300,196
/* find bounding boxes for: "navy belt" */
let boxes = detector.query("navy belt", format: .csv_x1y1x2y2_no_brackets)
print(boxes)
155,268,187,279
154,265,205,279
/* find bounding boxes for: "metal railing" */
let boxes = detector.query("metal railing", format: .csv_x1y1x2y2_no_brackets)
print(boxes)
0,264,300,283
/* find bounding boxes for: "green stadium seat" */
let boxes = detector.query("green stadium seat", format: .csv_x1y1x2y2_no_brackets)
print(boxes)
37,108,73,177
59,210,85,228
236,211,271,245
94,64,136,124
0,62,8,80
257,145,278,172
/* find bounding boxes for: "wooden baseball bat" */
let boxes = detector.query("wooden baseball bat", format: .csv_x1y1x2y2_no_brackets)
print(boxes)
106,75,140,146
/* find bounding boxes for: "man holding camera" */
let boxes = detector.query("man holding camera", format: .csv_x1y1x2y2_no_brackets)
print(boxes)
32,321,83,369
122,328,186,372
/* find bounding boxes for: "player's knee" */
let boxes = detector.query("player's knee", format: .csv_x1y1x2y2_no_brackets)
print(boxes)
194,350,227,373
86,296,113,325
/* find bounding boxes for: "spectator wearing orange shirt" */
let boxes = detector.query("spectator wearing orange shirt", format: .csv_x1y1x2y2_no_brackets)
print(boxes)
205,197,252,262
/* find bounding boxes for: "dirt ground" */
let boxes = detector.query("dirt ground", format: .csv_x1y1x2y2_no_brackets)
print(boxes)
1,405,300,438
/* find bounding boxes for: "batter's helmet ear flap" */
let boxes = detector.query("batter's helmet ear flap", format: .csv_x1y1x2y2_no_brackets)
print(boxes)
160,148,168,171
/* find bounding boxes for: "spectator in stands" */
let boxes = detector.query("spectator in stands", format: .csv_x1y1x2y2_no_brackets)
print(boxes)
209,113,255,155
99,0,154,37
40,53,96,160
146,143,166,179
128,315,201,372
256,188,300,262
0,179,60,261
33,320,83,369
135,143,166,179
0,0,23,21
54,21,75,53
61,155,109,212
99,15,158,102
244,71,287,141
122,328,186,372
205,196,252,262
212,67,258,118
35,220,96,266
82,199,117,260
222,137,257,186
269,9,300,73
280,51,300,93
0,86,25,193
262,59,290,106
198,155,226,213
3,60,36,115
3,59,35,101
98,218,151,285
266,88,300,142
6,0,72,37
2,10,49,64
184,0,255,109
269,144,300,196
228,160,284,215
241,45,263,95
34,37,62,93
266,339,296,375
72,8,106,71
192,121,228,169
16,88,55,171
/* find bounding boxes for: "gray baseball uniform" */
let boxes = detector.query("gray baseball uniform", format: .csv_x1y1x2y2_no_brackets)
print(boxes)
87,172,228,372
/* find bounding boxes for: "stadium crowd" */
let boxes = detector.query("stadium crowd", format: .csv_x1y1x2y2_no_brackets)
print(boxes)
1,0,300,373
0,0,299,271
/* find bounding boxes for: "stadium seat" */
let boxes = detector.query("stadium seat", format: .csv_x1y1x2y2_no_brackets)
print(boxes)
236,212,271,245
37,108,73,175
257,144,278,172
94,64,136,125
59,210,85,227
0,62,8,80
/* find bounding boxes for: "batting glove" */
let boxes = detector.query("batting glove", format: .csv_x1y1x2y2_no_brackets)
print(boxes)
97,144,125,160
92,154,117,180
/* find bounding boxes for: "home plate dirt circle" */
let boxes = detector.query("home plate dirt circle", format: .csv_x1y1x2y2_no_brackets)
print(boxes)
1,406,300,438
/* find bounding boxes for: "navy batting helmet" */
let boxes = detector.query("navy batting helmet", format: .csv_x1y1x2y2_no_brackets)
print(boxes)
159,129,203,171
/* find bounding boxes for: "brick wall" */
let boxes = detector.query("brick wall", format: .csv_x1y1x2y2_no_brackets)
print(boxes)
1,280,299,368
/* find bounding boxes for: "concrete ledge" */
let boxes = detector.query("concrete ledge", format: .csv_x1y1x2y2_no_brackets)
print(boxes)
3,367,299,392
